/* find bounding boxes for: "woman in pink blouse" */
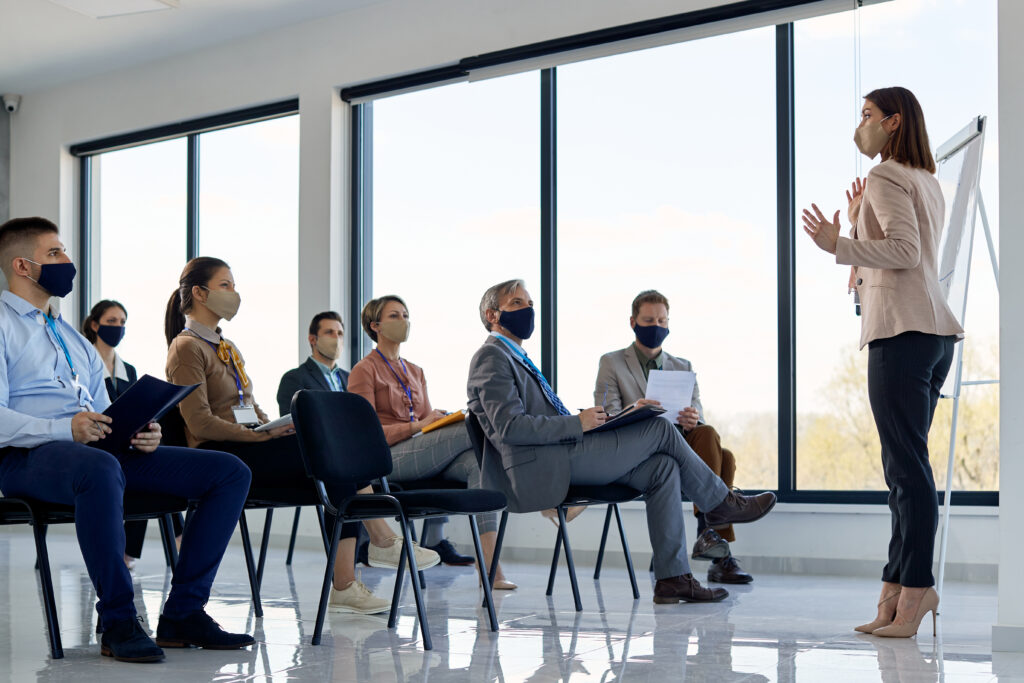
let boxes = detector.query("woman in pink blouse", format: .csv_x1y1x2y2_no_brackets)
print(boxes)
349,295,513,590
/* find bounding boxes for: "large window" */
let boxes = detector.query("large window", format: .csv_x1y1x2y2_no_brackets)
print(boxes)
794,0,999,491
95,139,187,382
86,110,299,416
370,74,541,411
556,28,779,490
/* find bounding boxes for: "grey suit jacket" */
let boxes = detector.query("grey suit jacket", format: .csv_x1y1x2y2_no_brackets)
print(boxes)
466,335,582,513
593,345,704,422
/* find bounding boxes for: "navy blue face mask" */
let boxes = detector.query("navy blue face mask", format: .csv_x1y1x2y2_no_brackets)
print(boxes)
25,259,77,298
97,325,125,348
634,323,669,349
498,307,535,341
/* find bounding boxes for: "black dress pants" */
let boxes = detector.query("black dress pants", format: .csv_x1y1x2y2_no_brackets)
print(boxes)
867,331,955,587
199,435,360,541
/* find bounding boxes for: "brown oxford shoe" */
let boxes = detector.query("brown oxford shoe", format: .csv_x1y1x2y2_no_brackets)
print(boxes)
653,573,729,604
708,556,753,584
690,528,730,560
704,491,776,528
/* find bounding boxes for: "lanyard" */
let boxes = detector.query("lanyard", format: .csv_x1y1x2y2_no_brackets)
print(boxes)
44,313,77,380
201,338,246,407
375,348,415,422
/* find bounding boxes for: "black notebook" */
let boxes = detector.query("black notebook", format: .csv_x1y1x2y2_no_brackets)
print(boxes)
97,374,198,453
590,403,666,433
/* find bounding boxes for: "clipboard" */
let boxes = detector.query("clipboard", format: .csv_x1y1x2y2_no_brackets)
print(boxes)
97,374,198,453
419,410,467,435
590,403,666,433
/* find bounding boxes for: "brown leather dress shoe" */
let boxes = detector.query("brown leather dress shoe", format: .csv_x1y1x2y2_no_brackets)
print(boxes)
691,528,730,560
708,556,753,584
653,573,729,604
704,491,776,528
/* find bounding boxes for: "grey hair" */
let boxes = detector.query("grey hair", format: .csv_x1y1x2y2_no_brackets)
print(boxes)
479,279,526,331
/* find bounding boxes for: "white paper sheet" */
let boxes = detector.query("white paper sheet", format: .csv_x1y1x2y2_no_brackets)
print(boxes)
645,370,695,423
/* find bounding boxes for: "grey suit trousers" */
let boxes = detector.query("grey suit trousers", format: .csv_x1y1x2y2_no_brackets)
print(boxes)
569,417,729,579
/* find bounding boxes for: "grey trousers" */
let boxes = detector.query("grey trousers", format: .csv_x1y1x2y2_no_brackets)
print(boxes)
389,422,499,535
569,417,729,580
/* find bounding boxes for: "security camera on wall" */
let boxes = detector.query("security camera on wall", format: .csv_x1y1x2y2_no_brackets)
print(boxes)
3,94,21,114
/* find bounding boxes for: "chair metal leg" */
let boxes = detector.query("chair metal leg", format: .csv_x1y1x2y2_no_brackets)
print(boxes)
545,523,563,597
312,516,345,646
238,512,263,618
469,516,499,632
387,524,409,630
34,525,48,571
256,509,273,590
649,559,654,573
483,510,508,608
557,506,583,612
409,521,425,589
32,522,63,659
594,505,614,580
158,514,174,568
160,514,179,568
612,504,639,600
398,517,432,650
286,507,301,565
316,505,330,557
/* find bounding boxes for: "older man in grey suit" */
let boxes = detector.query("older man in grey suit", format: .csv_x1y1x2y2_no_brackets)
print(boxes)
595,290,752,585
467,279,776,603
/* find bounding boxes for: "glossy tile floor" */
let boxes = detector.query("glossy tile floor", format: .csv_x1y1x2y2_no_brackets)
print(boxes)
1,527,1021,682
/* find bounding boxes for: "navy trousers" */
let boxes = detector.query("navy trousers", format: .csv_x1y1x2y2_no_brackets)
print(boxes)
0,442,250,628
867,331,955,588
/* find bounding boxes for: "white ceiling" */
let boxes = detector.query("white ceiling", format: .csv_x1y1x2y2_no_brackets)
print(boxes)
0,0,383,94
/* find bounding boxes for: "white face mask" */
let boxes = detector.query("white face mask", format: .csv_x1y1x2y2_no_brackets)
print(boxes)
854,114,895,159
315,335,341,360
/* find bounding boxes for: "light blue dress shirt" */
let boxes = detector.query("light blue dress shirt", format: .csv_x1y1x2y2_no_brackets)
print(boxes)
0,290,110,448
311,357,344,392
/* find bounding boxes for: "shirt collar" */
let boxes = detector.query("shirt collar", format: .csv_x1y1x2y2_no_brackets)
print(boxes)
1,289,58,318
632,342,664,369
311,356,338,376
184,317,221,344
490,331,526,357
101,353,129,382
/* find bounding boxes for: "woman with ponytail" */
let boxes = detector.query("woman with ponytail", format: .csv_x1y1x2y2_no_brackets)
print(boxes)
164,258,439,614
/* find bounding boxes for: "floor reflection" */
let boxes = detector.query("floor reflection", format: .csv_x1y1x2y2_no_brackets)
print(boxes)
0,530,1010,682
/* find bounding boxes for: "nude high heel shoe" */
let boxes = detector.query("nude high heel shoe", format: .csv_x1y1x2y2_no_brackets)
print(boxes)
872,588,939,638
854,589,902,633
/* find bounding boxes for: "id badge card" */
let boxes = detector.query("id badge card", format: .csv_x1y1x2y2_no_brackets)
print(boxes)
232,404,260,426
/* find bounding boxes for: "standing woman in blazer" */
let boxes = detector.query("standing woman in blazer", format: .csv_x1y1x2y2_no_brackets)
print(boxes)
803,86,964,638
83,299,182,568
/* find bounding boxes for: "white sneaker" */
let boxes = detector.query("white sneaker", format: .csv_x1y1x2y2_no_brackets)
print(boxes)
367,537,441,570
329,580,391,614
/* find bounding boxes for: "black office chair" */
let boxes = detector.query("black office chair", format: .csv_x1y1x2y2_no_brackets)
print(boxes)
291,390,506,651
0,492,188,660
465,411,642,612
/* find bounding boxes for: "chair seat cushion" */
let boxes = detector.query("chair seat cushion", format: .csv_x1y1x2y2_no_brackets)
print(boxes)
0,494,188,525
564,484,642,505
343,488,506,518
246,488,321,507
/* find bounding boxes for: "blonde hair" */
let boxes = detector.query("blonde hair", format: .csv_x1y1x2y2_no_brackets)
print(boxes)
360,295,407,342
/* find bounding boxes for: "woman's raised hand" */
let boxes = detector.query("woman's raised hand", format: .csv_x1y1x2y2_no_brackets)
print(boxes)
846,177,866,226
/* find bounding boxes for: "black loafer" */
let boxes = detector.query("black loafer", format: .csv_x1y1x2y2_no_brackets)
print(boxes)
101,617,165,663
426,539,475,566
691,528,730,560
708,556,754,584
156,611,255,650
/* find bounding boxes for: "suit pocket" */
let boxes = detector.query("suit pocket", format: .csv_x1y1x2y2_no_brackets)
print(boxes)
503,447,538,470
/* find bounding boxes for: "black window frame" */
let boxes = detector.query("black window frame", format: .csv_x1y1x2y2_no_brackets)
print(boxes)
343,3,997,506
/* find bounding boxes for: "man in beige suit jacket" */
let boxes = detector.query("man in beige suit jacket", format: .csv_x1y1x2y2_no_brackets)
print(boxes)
595,290,753,585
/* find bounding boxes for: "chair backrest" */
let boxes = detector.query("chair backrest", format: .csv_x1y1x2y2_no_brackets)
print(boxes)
291,390,393,485
465,411,486,468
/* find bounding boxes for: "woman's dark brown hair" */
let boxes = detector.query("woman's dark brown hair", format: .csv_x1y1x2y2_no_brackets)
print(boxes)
864,86,936,173
82,299,127,344
164,257,230,346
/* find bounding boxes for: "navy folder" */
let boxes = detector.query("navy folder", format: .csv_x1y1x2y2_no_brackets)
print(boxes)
97,374,198,453
590,403,666,433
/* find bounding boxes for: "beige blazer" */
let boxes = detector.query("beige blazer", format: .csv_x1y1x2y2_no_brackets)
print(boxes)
593,344,704,421
836,159,964,349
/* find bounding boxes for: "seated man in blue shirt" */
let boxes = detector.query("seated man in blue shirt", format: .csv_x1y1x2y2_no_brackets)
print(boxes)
0,217,255,663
